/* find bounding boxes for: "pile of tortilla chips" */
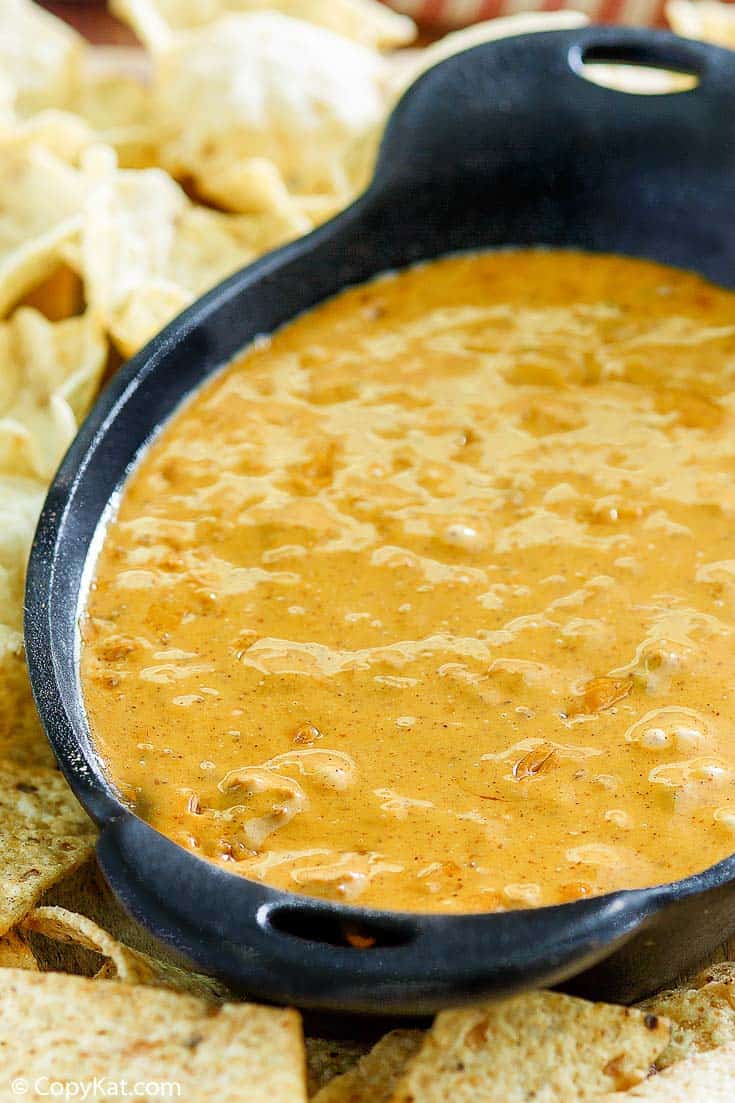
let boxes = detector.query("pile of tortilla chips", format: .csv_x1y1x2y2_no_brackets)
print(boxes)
1,0,735,1098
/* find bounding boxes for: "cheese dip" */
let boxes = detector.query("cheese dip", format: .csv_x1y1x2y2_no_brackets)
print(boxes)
81,249,735,913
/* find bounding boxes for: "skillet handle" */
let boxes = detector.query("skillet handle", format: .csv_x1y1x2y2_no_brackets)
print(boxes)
372,26,735,193
96,814,659,1014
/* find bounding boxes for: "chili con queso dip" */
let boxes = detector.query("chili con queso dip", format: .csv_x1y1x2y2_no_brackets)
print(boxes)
81,249,735,913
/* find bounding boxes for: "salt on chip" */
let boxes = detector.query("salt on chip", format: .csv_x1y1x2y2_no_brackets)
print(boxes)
388,991,670,1103
148,13,387,209
667,0,735,47
0,0,82,118
0,764,95,937
0,970,307,1103
313,1030,422,1103
640,960,735,1068
112,0,415,49
596,1041,735,1101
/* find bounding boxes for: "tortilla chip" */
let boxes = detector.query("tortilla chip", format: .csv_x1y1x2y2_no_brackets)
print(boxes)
0,648,53,768
22,906,227,1001
389,992,670,1103
0,308,108,480
667,0,735,48
313,1031,422,1102
0,764,95,936
0,481,51,773
695,962,735,986
79,151,305,355
0,930,36,971
0,300,106,762
112,0,415,49
305,1038,371,1097
640,962,735,1068
0,0,83,118
70,47,160,171
40,858,226,985
596,1041,735,1101
0,132,87,317
150,13,386,208
0,476,46,646
0,969,307,1102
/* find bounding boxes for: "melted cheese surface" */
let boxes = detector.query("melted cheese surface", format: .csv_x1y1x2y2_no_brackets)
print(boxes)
81,249,735,912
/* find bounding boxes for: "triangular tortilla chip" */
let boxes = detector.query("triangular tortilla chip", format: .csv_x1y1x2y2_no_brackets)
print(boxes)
640,961,735,1068
596,1041,735,1101
388,992,670,1103
313,1031,422,1102
0,764,95,936
0,970,306,1102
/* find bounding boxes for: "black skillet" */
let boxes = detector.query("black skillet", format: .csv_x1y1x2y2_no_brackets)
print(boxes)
25,27,735,1015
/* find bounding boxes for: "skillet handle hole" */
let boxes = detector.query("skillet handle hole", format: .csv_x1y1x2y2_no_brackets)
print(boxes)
263,905,416,949
569,42,700,95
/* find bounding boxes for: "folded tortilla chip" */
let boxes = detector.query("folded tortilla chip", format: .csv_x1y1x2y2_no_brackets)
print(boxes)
0,969,307,1102
640,961,735,1068
22,906,227,1000
0,0,83,118
113,0,415,48
0,764,95,936
667,0,735,47
149,13,386,209
313,1030,422,1102
596,1041,735,1101
388,991,670,1103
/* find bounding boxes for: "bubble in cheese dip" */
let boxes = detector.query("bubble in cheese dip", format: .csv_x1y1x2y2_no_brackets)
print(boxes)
81,249,735,913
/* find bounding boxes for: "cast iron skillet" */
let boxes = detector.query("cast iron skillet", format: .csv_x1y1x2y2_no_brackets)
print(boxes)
25,27,735,1014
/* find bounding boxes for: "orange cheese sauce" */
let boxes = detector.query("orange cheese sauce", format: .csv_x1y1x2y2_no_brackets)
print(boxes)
81,249,735,913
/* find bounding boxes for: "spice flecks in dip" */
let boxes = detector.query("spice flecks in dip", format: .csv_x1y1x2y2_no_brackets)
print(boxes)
81,249,735,912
